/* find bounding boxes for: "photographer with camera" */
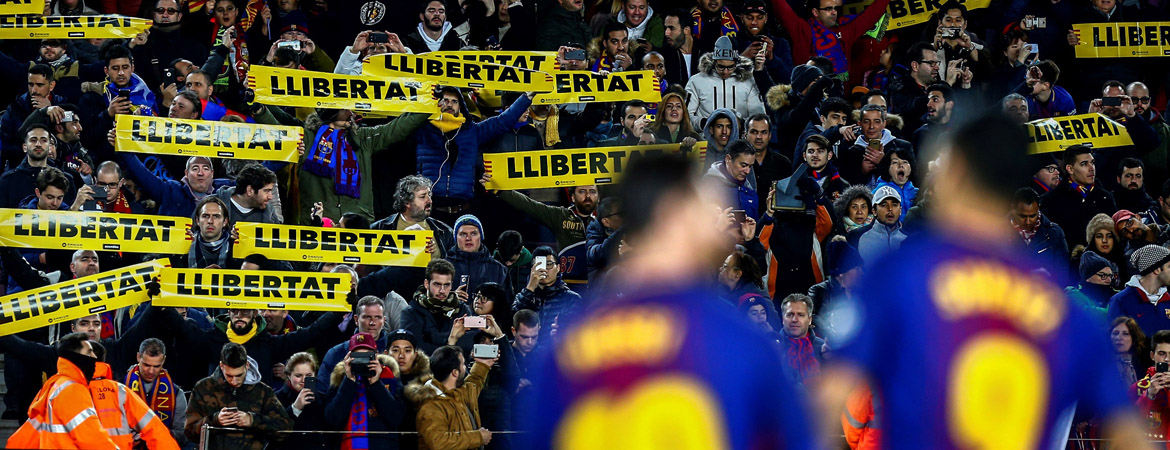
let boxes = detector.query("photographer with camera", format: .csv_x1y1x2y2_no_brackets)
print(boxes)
325,332,406,450
928,1,984,90
1087,81,1161,190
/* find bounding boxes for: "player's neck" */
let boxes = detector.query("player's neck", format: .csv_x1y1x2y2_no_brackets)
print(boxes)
619,238,710,287
934,190,1013,243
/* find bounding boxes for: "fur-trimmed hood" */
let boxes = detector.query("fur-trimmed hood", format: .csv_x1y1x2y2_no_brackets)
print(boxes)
697,52,755,81
834,184,873,219
404,373,441,405
851,109,904,130
766,84,793,110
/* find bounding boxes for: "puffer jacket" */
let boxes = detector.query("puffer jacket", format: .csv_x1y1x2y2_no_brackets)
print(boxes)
701,108,741,168
685,53,766,131
511,280,582,336
184,358,293,450
446,245,509,297
416,95,532,201
254,108,429,223
404,362,491,450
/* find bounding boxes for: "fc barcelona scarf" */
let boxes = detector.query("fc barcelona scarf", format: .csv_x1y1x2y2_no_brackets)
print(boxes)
690,7,738,40
126,366,177,428
305,126,361,198
784,335,821,381
591,54,614,73
342,378,370,450
809,16,855,75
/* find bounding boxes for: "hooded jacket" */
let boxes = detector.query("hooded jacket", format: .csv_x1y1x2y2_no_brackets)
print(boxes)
1108,275,1170,337
416,95,532,201
446,245,509,298
7,357,119,450
705,161,759,220
701,108,741,168
404,362,491,450
184,357,293,450
685,53,765,131
617,7,665,47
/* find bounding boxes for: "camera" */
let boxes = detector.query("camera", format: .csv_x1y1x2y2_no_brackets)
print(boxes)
941,27,962,39
772,165,821,213
349,351,377,378
1024,17,1047,29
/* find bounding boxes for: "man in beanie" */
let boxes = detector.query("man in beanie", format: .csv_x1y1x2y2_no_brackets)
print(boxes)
685,34,768,129
7,333,119,449
1067,250,1117,323
770,0,892,80
809,238,862,338
447,214,509,301
1108,244,1170,336
402,259,477,354
1027,154,1061,194
1115,209,1170,253
1009,187,1068,278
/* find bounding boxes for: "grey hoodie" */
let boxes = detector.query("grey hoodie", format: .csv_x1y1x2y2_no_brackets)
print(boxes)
702,108,740,168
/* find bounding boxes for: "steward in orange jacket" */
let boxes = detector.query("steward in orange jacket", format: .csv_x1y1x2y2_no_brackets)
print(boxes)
90,361,180,450
7,337,119,450
841,382,880,450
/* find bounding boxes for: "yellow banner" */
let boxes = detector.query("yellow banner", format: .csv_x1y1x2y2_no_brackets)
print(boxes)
843,0,991,30
0,209,191,254
364,53,556,92
154,268,351,312
114,116,303,163
429,51,559,73
233,222,433,266
247,65,441,114
1072,22,1170,58
484,142,707,190
0,0,46,15
0,258,168,336
533,71,661,104
1026,113,1133,154
0,15,152,39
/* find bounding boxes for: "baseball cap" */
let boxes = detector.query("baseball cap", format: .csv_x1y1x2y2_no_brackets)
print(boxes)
872,185,902,207
348,332,377,352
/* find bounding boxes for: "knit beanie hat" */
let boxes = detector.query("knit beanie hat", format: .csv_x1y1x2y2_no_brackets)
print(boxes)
827,240,863,277
1078,250,1116,282
454,214,484,238
1084,213,1115,247
1130,244,1170,276
713,35,736,61
791,65,823,94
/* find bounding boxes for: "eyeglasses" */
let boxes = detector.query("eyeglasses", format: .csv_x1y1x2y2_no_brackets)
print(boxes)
154,7,178,14
95,181,120,189
1094,271,1115,280
715,64,736,72
1042,165,1059,173
1137,96,1152,104
816,6,843,12
918,60,941,66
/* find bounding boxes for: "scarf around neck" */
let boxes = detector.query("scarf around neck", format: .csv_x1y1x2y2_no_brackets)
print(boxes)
690,7,738,40
418,22,453,52
343,379,370,450
190,234,230,268
783,335,821,381
227,321,260,344
809,15,856,75
430,113,467,134
126,366,177,427
305,125,361,198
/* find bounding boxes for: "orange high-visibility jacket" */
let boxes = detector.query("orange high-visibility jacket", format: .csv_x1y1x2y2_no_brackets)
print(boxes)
841,382,880,450
7,358,119,450
90,362,180,450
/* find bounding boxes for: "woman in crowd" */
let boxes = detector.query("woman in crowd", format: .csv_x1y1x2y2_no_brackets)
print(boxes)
718,250,779,330
1112,316,1150,386
273,352,329,449
1082,214,1127,278
474,282,514,338
651,91,701,145
834,184,873,233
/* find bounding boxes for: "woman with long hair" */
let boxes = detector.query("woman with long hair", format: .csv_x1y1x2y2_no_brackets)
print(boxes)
651,91,701,144
1112,316,1151,385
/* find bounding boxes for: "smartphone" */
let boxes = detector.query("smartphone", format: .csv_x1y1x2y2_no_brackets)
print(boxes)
565,49,587,61
1023,43,1038,55
303,376,317,394
117,89,131,98
868,138,881,150
464,316,487,329
942,27,962,39
1101,97,1123,107
369,32,389,44
460,274,470,287
731,210,746,224
62,111,75,123
1036,17,1047,29
163,68,176,86
635,37,648,46
223,407,238,414
1158,362,1169,373
472,344,499,359
89,185,108,201
534,258,547,272
277,40,301,51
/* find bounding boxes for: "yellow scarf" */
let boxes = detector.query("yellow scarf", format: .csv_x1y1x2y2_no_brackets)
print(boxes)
430,113,466,133
227,321,260,344
529,107,562,148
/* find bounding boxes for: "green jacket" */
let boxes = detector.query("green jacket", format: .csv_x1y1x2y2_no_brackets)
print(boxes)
1066,284,1111,324
256,108,428,223
498,190,593,250
534,5,590,51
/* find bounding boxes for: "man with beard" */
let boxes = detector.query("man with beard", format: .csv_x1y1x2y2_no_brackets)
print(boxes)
0,124,77,208
213,163,279,226
1087,80,1161,190
1113,158,1156,214
912,83,955,151
534,0,590,51
405,0,463,53
372,175,455,258
1008,188,1069,278
656,9,696,84
21,104,95,186
401,259,477,354
1,65,65,161
1114,209,1170,250
889,42,939,135
1129,82,1170,190
1041,145,1118,248
491,182,598,289
410,344,499,450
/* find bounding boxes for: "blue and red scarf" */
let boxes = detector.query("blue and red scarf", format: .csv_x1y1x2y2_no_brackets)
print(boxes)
305,126,361,198
809,15,856,75
1070,181,1094,198
126,366,177,428
784,335,821,381
690,7,738,40
342,370,398,450
591,54,614,72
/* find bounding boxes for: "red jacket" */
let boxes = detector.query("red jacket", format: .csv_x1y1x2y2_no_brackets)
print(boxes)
770,0,892,70
1133,366,1170,446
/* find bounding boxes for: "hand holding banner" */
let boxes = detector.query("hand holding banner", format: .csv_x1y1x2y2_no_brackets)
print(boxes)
0,209,192,254
115,116,303,163
247,65,441,114
843,0,991,30
233,222,433,266
1025,113,1133,154
0,258,168,336
0,0,46,15
364,53,556,92
154,268,352,312
483,142,707,190
0,15,152,39
533,71,662,104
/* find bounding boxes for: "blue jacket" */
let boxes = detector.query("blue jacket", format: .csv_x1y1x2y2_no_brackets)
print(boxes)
585,219,623,282
416,95,532,200
446,245,509,296
1107,277,1170,337
875,180,918,221
119,151,233,218
511,280,582,335
1008,213,1069,279
315,330,389,394
704,161,759,220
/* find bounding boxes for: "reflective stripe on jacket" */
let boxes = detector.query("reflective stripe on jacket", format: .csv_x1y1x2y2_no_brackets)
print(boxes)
91,362,180,450
6,358,119,450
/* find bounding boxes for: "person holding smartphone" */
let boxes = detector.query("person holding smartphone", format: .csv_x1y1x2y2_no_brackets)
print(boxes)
273,352,329,450
185,343,293,449
513,246,582,340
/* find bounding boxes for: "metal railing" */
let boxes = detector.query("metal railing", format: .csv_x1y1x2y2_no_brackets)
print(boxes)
198,424,523,450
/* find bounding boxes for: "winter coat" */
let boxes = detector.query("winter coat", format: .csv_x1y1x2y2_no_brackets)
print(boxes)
324,372,406,450
416,95,532,201
704,161,760,221
400,292,477,355
447,245,509,297
888,70,928,136
585,219,622,282
765,78,832,161
1108,275,1170,337
1,93,66,156
372,213,456,261
255,108,429,223
1007,214,1070,279
498,247,534,301
838,131,913,187
512,280,583,334
533,5,590,51
856,221,907,264
484,123,544,154
119,151,234,218
405,362,491,450
272,383,329,450
685,53,765,131
1067,283,1115,324
184,361,293,450
0,159,75,208
315,330,390,394
1040,182,1118,248
701,108,741,168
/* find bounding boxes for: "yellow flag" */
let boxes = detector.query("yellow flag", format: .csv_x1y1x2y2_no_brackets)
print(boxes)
1025,113,1134,154
1072,22,1170,58
843,0,992,30
0,0,46,15
429,51,559,73
484,142,707,190
247,65,441,114
0,209,192,254
533,71,662,104
364,53,556,92
233,222,433,266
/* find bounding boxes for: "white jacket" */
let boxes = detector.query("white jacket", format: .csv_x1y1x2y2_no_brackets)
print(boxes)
684,53,764,129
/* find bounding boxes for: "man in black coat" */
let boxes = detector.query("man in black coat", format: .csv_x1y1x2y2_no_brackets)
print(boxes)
1040,145,1118,249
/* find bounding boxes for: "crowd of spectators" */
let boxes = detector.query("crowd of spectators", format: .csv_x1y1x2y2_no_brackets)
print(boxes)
3,0,1170,447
